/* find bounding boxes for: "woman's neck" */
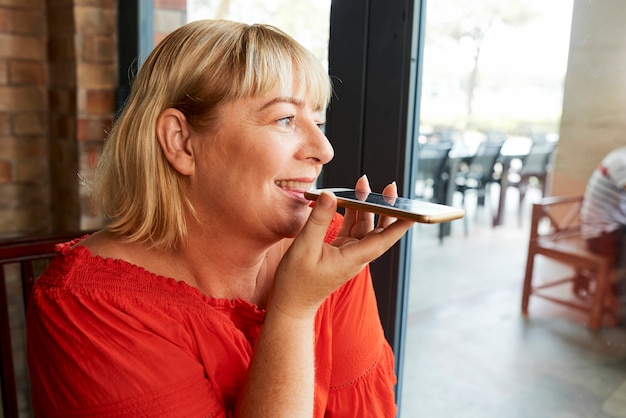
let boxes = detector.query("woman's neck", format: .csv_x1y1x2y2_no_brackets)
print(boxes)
82,229,291,309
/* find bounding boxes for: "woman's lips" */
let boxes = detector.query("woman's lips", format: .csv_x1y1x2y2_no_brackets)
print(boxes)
275,180,314,202
274,180,313,189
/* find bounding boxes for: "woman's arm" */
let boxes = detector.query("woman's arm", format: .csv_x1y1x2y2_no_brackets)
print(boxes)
236,300,317,417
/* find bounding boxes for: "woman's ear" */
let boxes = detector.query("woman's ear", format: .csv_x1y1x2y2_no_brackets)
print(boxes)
156,108,194,176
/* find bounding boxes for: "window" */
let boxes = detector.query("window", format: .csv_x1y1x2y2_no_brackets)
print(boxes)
186,0,331,68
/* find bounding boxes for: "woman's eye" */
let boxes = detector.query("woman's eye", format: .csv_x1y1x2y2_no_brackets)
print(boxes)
316,122,326,130
277,116,294,127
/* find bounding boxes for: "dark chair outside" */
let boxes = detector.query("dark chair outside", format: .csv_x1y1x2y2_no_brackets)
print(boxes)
507,139,558,225
454,138,505,233
1,231,91,418
415,141,453,243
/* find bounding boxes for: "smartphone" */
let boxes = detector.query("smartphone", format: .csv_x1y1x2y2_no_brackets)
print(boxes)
304,188,465,224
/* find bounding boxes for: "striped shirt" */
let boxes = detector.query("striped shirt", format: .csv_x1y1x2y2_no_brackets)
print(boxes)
581,147,626,239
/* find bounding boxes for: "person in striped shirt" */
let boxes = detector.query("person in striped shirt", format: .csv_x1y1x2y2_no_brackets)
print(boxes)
580,146,626,321
581,147,626,265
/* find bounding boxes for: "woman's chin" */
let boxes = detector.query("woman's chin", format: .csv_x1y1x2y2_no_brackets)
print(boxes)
282,213,309,238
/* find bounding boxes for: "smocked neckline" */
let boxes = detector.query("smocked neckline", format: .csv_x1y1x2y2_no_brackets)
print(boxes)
56,237,266,316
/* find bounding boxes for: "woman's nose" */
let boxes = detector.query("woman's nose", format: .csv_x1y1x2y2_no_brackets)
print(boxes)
304,122,334,164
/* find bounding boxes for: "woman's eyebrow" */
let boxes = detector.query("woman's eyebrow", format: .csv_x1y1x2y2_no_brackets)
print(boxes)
259,96,304,110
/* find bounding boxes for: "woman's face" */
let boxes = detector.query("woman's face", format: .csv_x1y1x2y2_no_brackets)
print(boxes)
189,86,334,241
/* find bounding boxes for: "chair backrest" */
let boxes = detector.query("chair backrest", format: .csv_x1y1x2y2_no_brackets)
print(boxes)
529,195,583,242
521,140,557,176
467,139,505,183
416,142,453,202
0,231,91,418
417,142,452,180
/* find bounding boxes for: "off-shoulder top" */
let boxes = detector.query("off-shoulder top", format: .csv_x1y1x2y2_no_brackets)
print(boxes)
26,213,397,417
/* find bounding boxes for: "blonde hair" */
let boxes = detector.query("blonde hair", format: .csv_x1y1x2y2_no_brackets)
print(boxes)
91,20,332,249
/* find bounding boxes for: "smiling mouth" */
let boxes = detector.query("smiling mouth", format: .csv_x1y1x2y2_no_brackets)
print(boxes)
275,180,313,190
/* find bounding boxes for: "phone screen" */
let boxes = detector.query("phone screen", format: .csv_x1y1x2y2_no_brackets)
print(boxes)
304,188,465,224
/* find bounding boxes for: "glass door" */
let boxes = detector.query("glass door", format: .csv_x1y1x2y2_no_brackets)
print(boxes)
400,1,626,416
186,0,331,67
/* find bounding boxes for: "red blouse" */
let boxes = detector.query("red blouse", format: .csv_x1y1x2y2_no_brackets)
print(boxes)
26,214,397,417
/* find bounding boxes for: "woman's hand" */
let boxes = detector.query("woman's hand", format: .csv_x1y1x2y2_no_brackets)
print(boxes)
338,174,398,241
239,176,413,417
270,176,414,320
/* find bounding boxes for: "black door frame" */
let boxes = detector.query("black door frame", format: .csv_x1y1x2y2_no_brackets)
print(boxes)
116,0,152,111
324,0,426,406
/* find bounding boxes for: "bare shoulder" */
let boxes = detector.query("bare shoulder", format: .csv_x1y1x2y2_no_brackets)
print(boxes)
78,231,176,281
78,230,141,263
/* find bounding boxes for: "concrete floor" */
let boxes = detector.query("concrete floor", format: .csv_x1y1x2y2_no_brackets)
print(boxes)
399,186,626,418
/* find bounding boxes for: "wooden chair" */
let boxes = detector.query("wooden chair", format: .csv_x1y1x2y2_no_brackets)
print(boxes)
0,231,91,418
521,195,617,329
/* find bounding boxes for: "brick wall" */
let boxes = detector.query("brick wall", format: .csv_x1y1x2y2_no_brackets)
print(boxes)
0,0,50,239
1,0,117,415
73,0,116,230
0,0,117,239
0,5,48,415
0,1,193,415
0,2,190,414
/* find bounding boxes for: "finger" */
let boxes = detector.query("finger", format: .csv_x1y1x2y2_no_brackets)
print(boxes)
354,174,370,192
338,214,372,240
354,175,374,234
342,206,358,232
340,219,414,266
381,181,398,204
377,181,398,229
339,175,374,239
354,174,371,201
292,191,338,255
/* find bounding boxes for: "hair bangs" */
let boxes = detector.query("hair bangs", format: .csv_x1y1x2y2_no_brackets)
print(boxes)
230,24,332,111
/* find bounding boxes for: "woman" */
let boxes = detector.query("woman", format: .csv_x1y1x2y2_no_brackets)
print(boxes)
26,20,414,417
